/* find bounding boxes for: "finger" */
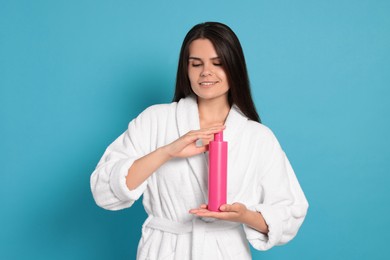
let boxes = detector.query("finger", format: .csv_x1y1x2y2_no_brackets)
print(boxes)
193,210,229,220
190,208,216,216
188,204,208,213
206,124,226,130
219,204,235,212
193,145,208,154
193,125,226,135
203,125,226,134
189,207,204,213
186,128,225,143
219,204,228,211
189,208,209,215
185,133,215,143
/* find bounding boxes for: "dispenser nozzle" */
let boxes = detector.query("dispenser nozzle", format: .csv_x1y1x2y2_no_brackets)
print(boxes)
214,131,223,141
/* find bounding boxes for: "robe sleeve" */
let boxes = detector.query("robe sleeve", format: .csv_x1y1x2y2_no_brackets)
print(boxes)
90,107,155,211
243,130,309,250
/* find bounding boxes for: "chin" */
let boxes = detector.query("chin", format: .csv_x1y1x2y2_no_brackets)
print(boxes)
196,93,229,102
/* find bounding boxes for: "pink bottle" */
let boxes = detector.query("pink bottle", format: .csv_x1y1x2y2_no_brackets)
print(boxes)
208,131,227,212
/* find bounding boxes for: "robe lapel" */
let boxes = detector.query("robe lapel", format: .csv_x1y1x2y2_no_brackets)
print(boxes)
176,95,249,203
223,104,248,153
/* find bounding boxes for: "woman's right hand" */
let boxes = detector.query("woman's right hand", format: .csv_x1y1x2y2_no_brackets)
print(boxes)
162,125,226,159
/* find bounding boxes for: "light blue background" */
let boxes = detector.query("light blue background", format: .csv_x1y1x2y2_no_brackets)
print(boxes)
1,0,389,259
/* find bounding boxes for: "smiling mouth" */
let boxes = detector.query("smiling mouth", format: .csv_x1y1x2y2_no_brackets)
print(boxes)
199,81,219,86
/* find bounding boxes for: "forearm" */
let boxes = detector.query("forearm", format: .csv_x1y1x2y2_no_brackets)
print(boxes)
126,147,171,190
126,126,225,191
242,209,269,234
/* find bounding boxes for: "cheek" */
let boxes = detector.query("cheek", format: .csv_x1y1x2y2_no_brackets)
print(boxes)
188,69,198,84
216,70,228,83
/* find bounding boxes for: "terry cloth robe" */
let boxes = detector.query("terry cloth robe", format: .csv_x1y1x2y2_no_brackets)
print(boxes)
90,95,309,260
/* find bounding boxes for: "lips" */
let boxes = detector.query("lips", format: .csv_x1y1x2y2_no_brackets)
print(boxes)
199,81,219,86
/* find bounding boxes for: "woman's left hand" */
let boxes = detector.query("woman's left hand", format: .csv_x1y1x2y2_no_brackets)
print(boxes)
189,203,248,223
189,203,269,234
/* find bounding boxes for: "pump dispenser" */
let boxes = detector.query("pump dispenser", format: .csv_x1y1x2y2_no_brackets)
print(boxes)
208,131,227,212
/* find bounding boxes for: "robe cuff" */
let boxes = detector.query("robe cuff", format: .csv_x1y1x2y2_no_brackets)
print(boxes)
109,158,146,202
243,204,284,251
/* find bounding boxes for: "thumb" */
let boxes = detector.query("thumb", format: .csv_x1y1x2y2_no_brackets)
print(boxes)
219,204,232,212
193,145,208,155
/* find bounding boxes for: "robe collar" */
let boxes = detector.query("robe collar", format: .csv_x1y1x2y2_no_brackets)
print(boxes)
176,95,248,202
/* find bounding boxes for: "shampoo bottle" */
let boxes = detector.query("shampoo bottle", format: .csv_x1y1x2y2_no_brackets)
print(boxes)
208,131,227,212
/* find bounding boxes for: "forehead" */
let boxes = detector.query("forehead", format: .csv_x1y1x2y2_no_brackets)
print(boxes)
188,39,218,58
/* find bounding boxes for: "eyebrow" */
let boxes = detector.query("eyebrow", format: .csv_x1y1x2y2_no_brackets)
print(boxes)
188,56,221,61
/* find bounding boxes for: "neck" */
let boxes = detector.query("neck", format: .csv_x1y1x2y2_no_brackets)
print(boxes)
197,96,230,128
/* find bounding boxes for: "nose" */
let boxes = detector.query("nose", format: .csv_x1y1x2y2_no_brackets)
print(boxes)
201,68,214,77
201,71,213,77
200,62,214,77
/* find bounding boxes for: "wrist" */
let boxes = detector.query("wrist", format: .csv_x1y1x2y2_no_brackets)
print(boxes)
241,209,269,234
241,208,253,225
158,146,174,161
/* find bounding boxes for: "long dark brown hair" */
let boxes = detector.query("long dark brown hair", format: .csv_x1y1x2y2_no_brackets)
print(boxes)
173,21,261,123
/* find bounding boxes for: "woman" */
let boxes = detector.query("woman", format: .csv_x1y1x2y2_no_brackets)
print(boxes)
91,22,308,259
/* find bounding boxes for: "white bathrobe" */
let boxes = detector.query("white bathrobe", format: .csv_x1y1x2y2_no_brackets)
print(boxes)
90,95,308,260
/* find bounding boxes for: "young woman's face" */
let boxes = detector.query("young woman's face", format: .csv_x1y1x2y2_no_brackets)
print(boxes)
188,39,229,103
